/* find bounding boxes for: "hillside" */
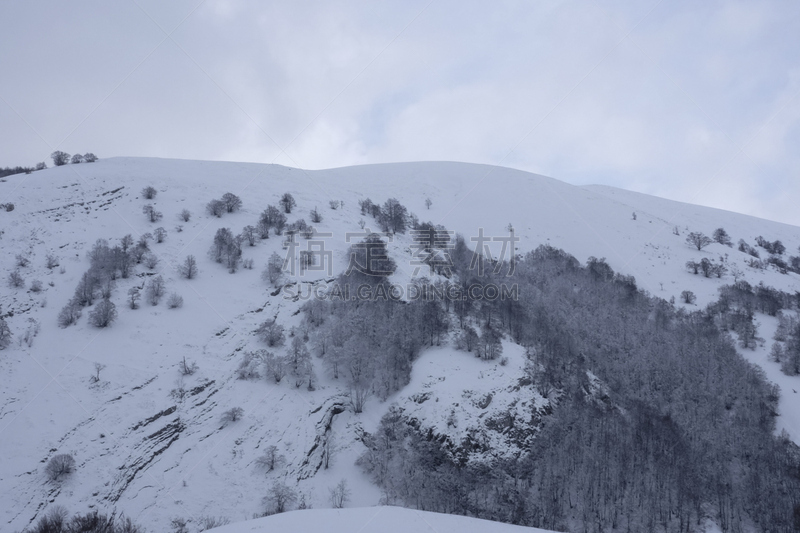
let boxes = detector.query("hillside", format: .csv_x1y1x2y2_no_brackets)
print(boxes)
1,157,798,532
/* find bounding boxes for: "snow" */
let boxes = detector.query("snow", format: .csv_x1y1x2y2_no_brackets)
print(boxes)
738,313,800,444
212,506,548,533
0,156,798,532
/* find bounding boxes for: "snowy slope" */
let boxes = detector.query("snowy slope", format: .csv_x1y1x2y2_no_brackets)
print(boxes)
212,506,549,533
0,157,798,532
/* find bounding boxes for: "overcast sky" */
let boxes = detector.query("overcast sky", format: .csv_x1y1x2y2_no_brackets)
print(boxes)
1,0,799,225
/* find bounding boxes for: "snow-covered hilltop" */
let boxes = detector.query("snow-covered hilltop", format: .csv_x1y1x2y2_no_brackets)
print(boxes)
0,157,798,532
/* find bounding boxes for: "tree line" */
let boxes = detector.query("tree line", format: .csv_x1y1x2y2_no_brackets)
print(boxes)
354,244,800,532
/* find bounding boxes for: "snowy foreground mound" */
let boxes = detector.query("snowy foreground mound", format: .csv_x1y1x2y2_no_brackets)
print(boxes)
214,506,549,533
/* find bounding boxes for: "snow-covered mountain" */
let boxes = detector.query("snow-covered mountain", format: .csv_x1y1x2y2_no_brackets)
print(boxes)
0,157,798,532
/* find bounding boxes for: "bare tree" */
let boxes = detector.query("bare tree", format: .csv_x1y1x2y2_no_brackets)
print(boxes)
45,454,75,481
58,299,82,327
206,199,225,217
329,479,351,508
0,311,11,350
310,207,322,223
381,198,408,234
138,233,152,250
255,445,285,472
425,197,432,210
179,356,198,376
263,482,297,514
221,407,244,424
236,351,261,380
262,252,284,287
179,255,198,279
50,151,70,166
71,153,84,164
142,204,163,223
179,209,191,222
127,287,141,309
713,227,732,246
153,227,167,243
83,153,98,163
221,192,242,213
146,275,165,305
89,299,117,327
143,253,159,270
280,193,296,214
141,186,157,199
257,319,285,347
20,318,40,347
209,227,242,272
241,225,257,246
686,231,712,251
263,352,287,383
92,362,106,382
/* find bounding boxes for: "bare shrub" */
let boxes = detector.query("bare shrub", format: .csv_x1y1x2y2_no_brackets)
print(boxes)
141,186,157,199
206,199,225,217
58,299,82,327
179,356,198,376
167,293,183,309
237,351,261,380
88,299,117,328
9,270,24,288
45,454,75,481
198,516,231,531
221,407,244,424
46,253,60,269
257,319,285,347
143,253,159,270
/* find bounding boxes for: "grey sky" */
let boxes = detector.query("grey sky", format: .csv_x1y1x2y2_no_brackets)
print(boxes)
2,0,799,225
